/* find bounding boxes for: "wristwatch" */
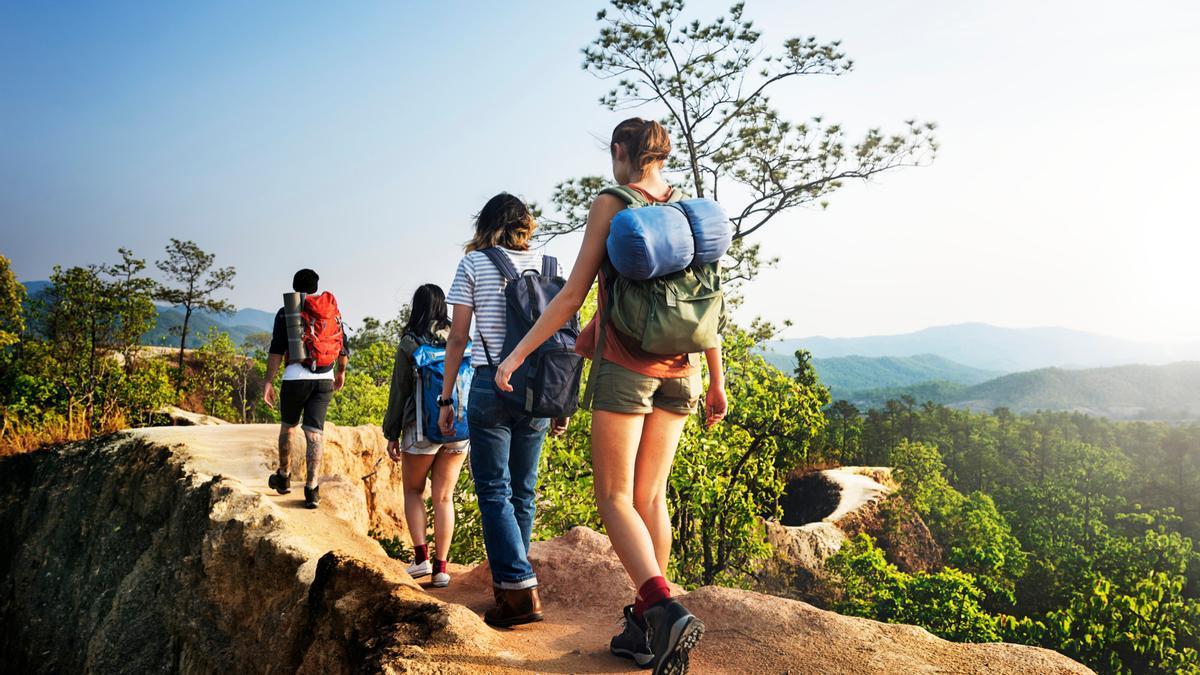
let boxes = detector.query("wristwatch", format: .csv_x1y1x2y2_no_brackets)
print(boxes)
436,396,454,407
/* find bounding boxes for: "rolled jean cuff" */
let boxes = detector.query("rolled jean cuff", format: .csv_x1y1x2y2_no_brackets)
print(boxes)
496,576,538,590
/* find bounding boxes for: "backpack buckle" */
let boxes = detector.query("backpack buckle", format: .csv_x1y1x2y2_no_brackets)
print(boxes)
665,285,678,308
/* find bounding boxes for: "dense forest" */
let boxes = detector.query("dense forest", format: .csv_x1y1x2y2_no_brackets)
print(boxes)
815,396,1200,673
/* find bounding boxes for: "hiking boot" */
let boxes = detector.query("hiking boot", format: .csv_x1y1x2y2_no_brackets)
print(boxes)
644,599,704,675
268,472,291,495
304,485,320,509
406,559,432,578
611,604,654,668
484,587,544,628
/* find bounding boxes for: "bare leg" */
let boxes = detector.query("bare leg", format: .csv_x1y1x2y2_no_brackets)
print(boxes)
401,452,438,549
592,410,662,587
429,448,469,561
304,429,323,488
632,408,689,576
277,424,295,474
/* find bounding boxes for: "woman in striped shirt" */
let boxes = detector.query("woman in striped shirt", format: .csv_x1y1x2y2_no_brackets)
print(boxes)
440,193,567,627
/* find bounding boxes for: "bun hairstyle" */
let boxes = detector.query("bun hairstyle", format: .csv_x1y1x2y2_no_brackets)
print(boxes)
466,192,538,252
611,117,671,169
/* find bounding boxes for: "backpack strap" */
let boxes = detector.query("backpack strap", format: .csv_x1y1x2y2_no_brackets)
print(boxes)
540,255,558,278
600,185,685,207
600,185,648,207
479,247,520,281
580,261,617,410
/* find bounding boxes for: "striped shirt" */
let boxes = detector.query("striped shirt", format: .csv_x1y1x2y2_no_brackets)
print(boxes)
446,248,562,367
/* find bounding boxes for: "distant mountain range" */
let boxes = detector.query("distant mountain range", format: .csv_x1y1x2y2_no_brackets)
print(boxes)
142,306,276,349
763,352,1003,400
22,281,276,349
847,362,1200,421
764,322,1200,372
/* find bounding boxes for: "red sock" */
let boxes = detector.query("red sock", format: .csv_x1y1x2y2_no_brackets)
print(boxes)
433,559,447,575
633,576,671,619
413,544,429,564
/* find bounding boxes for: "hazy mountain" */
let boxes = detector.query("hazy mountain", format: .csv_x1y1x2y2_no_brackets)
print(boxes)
21,281,275,349
142,306,275,349
762,352,1003,399
845,362,1200,421
764,322,1200,372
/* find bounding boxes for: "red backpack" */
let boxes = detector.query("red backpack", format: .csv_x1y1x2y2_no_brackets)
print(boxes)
300,292,344,369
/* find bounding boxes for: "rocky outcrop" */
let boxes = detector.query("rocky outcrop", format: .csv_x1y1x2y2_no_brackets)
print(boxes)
760,467,942,602
0,426,1090,674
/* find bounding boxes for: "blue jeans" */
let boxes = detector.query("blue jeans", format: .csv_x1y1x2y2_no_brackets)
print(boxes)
467,367,550,589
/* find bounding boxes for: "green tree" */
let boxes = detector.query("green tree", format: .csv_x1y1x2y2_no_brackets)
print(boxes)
671,325,828,586
102,248,157,372
540,0,937,282
154,239,236,392
827,533,1001,643
193,327,240,422
36,264,123,432
0,254,25,350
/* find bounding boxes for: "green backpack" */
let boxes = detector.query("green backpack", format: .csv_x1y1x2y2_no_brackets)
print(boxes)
583,185,725,407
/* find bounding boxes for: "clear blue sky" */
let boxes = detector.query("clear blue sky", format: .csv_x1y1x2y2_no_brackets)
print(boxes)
4,1,1198,342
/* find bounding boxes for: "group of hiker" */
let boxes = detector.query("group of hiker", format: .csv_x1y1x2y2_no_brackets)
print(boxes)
262,117,731,675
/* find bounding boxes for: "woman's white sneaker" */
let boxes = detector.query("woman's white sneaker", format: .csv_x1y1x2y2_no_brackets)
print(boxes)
406,560,432,578
431,571,450,588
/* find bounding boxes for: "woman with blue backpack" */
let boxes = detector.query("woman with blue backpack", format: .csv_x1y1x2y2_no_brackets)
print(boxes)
382,284,471,589
494,118,729,674
440,193,573,627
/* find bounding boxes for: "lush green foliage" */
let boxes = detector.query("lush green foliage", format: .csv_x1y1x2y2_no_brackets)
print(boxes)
828,533,1000,642
1,250,175,451
814,394,1200,673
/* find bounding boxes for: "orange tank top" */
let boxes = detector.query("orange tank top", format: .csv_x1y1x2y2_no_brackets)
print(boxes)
574,184,698,379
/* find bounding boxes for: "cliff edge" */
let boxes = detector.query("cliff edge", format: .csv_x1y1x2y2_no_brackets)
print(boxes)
0,424,1091,674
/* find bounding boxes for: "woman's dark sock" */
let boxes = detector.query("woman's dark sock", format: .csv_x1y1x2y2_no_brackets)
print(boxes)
413,544,429,564
633,576,671,619
433,559,447,575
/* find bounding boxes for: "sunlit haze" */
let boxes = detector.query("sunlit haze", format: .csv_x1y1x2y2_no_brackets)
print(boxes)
3,1,1197,343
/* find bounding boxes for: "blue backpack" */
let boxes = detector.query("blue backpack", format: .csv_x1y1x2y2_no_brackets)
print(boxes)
409,338,473,444
479,248,583,418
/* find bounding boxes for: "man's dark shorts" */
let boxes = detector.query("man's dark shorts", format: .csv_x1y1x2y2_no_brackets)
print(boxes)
280,379,334,431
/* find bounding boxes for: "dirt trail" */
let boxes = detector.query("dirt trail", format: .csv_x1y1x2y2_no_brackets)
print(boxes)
122,425,1088,674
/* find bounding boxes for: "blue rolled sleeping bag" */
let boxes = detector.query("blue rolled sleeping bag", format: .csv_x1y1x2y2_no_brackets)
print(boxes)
607,198,733,281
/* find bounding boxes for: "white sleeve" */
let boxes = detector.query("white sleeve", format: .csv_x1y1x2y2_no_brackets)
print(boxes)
446,255,475,308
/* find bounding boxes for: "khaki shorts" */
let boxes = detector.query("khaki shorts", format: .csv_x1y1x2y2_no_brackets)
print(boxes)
590,360,702,415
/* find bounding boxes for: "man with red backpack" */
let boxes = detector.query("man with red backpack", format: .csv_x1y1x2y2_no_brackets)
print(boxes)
263,268,349,509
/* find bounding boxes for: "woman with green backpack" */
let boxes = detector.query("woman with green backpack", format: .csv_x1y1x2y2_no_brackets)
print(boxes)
494,117,727,674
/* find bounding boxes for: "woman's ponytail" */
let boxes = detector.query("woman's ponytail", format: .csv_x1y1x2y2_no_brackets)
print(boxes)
611,117,671,169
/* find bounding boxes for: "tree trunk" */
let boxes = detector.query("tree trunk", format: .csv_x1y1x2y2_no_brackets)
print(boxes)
176,307,191,396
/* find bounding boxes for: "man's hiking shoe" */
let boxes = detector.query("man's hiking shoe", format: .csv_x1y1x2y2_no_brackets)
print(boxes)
406,560,432,579
268,472,291,495
484,587,544,628
644,599,704,675
431,570,450,588
611,604,654,668
303,485,320,509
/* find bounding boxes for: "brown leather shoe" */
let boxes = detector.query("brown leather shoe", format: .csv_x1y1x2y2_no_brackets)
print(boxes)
485,586,544,627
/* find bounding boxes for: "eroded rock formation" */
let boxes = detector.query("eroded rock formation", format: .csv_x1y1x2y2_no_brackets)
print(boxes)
0,426,1090,674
